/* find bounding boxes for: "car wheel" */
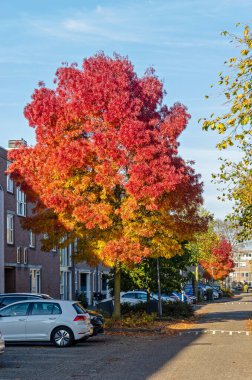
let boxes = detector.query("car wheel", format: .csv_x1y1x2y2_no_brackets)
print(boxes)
51,327,74,348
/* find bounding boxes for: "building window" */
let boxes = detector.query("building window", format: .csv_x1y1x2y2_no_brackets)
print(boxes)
7,213,14,244
29,231,36,248
239,262,246,268
6,161,14,193
101,273,108,292
60,244,71,267
16,188,26,216
60,271,72,300
23,247,28,264
30,269,41,293
17,247,21,263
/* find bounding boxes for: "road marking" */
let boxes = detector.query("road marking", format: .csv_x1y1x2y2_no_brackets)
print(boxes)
177,329,251,337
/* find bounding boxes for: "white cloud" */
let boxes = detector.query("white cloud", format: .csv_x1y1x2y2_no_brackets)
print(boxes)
28,3,228,48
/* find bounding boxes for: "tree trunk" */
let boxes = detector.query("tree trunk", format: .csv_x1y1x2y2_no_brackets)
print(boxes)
113,264,121,320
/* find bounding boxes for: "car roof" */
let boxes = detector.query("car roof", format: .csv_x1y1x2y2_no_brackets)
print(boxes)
125,291,146,293
0,293,49,297
0,299,78,306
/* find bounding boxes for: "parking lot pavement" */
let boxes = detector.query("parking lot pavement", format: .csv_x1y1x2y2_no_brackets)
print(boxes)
1,294,252,380
1,334,189,380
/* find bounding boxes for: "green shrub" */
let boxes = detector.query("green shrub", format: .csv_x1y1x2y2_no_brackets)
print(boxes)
162,301,194,318
121,302,148,315
121,301,193,318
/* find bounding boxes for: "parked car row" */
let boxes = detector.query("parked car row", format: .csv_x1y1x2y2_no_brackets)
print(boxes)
0,293,105,348
184,284,223,301
120,290,196,305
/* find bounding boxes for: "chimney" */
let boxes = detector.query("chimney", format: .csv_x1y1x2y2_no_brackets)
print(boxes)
8,139,27,149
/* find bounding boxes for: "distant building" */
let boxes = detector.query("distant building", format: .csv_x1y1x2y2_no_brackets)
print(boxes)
229,240,252,286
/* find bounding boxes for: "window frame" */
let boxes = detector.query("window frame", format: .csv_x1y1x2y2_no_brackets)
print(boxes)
29,231,36,248
16,188,26,217
6,161,14,193
16,247,21,264
23,247,28,264
6,212,14,244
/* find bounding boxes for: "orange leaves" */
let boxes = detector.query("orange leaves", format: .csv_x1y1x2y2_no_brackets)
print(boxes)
73,203,112,230
99,237,150,266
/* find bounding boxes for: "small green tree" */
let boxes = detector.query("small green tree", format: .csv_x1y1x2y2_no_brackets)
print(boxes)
201,24,252,240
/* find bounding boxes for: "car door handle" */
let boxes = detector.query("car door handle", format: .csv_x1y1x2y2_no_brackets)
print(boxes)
18,318,26,321
49,317,56,320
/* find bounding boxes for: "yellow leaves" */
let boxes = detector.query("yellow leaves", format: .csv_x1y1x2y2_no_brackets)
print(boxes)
226,118,236,126
241,49,249,56
216,122,226,134
244,28,249,37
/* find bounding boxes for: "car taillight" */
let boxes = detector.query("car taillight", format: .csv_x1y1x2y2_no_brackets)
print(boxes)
74,315,87,322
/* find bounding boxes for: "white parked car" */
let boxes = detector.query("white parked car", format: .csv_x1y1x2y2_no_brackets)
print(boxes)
151,293,176,303
0,300,93,347
120,291,157,305
0,331,4,354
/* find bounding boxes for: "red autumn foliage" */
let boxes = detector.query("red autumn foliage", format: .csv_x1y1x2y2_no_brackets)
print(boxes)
8,53,205,266
201,239,234,280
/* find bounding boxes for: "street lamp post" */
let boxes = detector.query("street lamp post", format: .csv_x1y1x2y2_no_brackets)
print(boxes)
157,258,162,318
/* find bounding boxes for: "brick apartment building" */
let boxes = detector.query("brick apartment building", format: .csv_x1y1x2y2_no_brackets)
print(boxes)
0,144,60,297
0,142,110,304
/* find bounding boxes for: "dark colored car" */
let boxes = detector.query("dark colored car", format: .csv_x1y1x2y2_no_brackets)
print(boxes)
0,293,52,308
87,310,105,337
213,286,223,298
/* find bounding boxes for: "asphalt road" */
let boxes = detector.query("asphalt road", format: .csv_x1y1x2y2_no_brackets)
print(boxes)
1,293,252,380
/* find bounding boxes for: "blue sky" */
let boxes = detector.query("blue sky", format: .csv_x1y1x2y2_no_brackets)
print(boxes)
0,0,251,218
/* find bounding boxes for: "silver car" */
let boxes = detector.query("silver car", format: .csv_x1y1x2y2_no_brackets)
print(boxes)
0,331,4,354
0,300,93,347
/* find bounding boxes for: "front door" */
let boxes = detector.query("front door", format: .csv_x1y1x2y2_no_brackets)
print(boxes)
0,302,30,340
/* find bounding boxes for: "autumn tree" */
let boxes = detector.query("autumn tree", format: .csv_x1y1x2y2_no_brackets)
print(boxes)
202,24,252,240
8,53,205,318
200,239,234,281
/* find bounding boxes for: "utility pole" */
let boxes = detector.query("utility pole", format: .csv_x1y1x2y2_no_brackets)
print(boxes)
157,258,162,318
